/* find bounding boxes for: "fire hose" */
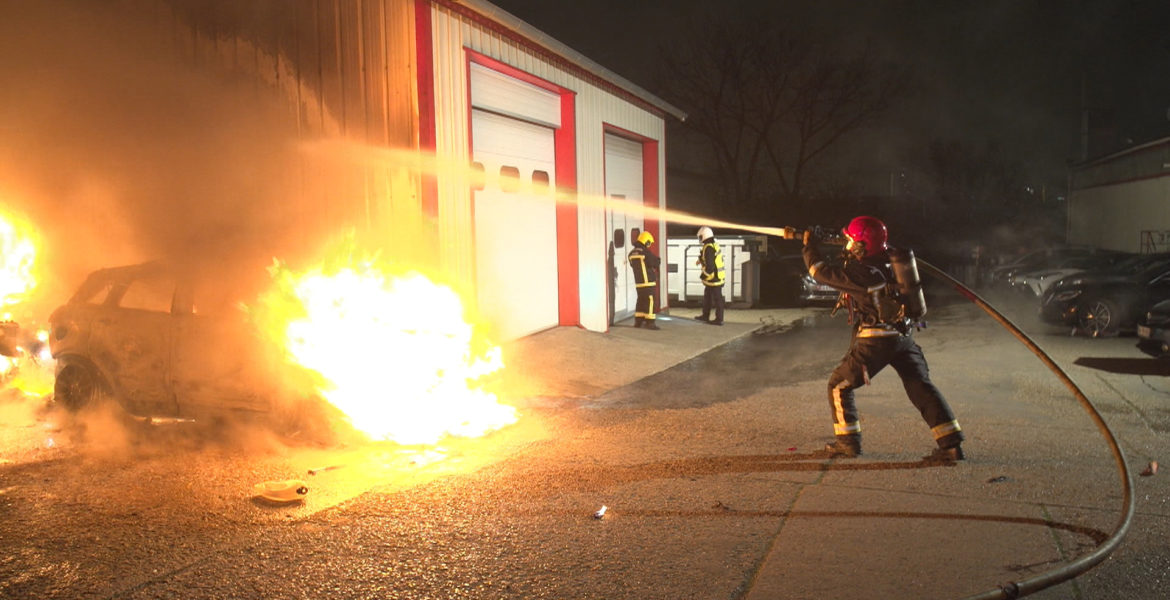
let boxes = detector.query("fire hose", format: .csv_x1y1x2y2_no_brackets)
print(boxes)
918,259,1135,600
770,227,1135,598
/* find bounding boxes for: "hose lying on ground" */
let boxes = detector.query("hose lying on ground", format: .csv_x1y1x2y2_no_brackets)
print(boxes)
917,259,1135,600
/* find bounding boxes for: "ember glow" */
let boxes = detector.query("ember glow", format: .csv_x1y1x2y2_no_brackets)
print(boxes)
252,248,518,444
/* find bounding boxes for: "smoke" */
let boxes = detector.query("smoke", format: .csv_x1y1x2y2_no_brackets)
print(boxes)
0,0,317,317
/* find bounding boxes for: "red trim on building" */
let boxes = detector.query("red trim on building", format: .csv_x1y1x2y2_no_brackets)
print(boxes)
431,0,669,120
467,50,564,94
555,92,580,326
641,140,662,309
414,0,438,219
465,49,581,327
604,124,663,311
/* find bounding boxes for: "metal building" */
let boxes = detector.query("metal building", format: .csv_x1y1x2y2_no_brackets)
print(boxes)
1068,136,1170,253
149,0,685,340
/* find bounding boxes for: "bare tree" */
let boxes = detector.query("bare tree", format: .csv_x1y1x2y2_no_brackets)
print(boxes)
658,14,906,212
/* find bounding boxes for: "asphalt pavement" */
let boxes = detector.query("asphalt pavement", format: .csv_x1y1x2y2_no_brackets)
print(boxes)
496,301,1166,600
2,299,1165,600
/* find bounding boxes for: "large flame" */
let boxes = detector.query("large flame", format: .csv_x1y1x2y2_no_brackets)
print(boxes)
0,208,38,309
252,248,517,445
0,207,53,397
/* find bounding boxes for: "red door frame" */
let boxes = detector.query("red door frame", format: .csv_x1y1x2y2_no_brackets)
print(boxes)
464,50,580,328
602,124,662,317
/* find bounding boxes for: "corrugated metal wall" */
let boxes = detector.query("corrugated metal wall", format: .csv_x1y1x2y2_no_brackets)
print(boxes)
136,0,668,332
144,0,424,261
428,3,667,332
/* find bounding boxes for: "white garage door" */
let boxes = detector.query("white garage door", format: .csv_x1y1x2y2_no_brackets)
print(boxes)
472,109,558,340
605,133,644,325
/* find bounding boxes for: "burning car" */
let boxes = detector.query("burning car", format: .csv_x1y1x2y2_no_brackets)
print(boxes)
47,261,322,430
47,256,518,445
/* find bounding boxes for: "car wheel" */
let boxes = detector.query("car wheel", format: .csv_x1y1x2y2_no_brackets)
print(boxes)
53,364,108,412
1076,297,1121,338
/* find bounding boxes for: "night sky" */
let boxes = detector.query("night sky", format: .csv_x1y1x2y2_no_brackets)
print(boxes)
489,0,1170,195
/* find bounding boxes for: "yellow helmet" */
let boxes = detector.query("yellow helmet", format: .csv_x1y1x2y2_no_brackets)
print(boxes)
637,230,654,246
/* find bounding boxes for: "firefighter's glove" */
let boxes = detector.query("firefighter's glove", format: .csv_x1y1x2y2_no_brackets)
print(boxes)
802,229,814,246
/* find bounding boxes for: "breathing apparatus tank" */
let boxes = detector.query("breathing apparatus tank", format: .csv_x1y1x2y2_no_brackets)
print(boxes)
889,247,927,320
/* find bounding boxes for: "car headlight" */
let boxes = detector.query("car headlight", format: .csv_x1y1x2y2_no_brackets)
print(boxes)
1051,289,1083,302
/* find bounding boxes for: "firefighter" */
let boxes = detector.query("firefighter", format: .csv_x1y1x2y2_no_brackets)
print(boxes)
628,230,661,330
694,226,725,325
799,216,965,462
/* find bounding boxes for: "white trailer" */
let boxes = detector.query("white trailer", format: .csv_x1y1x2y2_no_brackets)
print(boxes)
666,235,765,307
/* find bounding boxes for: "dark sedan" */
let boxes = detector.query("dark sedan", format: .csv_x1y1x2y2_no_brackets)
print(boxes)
1039,253,1170,337
759,254,838,307
1136,299,1170,357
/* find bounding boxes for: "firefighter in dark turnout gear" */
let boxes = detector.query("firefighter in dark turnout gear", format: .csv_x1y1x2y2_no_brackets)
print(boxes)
628,230,661,330
695,226,725,325
799,216,965,462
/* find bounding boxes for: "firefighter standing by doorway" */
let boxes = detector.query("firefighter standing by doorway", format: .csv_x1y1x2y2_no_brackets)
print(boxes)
628,230,661,330
695,226,725,325
795,216,965,462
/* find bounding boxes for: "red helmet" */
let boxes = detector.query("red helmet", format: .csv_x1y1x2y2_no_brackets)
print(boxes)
842,216,888,257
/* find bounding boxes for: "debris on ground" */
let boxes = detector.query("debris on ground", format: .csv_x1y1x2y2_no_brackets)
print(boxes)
754,316,792,336
1141,461,1159,477
593,505,607,519
308,465,343,475
253,479,309,503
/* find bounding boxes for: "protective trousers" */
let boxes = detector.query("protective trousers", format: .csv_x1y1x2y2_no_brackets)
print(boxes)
701,285,725,323
827,333,963,449
635,286,656,321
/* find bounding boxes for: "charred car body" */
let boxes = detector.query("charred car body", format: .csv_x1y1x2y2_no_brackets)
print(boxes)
1039,253,1170,337
48,262,322,429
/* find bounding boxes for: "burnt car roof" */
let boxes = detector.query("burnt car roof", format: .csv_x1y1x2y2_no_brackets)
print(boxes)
67,261,172,303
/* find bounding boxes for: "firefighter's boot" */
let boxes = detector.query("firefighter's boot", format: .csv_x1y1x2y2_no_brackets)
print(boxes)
823,435,861,458
634,317,644,328
643,320,660,330
923,444,964,464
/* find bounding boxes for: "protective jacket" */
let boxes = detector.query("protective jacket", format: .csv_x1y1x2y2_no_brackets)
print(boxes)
700,240,725,286
628,243,660,287
802,243,912,334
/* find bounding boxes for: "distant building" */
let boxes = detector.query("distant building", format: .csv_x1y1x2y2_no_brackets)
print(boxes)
1067,136,1170,253
146,0,685,339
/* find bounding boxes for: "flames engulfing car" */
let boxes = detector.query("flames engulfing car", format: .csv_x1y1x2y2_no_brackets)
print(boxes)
1039,253,1170,337
48,262,326,431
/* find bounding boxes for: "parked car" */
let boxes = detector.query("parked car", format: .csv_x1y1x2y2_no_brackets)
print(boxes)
985,245,1104,291
759,254,838,307
1039,253,1170,337
1136,299,1170,357
48,262,327,431
1009,252,1133,298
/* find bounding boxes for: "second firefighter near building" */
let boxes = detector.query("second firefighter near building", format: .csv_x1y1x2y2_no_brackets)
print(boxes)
628,231,662,330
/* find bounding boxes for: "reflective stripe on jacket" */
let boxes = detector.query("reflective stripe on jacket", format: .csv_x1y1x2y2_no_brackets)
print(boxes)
628,246,660,288
701,240,725,286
